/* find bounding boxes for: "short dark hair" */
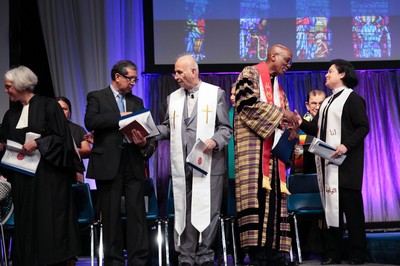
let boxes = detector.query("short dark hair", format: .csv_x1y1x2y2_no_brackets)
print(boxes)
330,59,358,88
56,96,72,116
111,60,137,81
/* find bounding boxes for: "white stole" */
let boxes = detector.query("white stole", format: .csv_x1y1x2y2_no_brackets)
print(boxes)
259,76,280,107
316,87,352,227
169,88,186,245
169,83,218,245
191,84,217,243
259,76,281,138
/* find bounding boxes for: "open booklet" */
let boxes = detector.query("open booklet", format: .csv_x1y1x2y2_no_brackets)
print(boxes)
308,137,347,165
118,109,160,142
271,128,298,163
0,132,41,176
186,138,212,176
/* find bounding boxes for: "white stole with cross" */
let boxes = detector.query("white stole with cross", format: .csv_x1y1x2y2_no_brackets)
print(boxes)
316,87,352,227
169,83,218,245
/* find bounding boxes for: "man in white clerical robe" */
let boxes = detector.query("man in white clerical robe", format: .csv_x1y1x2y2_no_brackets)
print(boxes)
156,55,232,266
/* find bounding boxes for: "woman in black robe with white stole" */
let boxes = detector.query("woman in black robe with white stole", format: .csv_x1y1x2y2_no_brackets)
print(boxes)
298,60,369,265
0,66,80,265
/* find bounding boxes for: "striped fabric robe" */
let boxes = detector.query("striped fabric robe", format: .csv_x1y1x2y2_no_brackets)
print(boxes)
234,65,291,252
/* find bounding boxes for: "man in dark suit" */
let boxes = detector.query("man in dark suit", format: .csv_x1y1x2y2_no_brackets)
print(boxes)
302,89,326,174
84,60,155,266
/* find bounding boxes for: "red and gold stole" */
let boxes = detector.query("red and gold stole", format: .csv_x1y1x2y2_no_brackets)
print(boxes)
255,62,290,195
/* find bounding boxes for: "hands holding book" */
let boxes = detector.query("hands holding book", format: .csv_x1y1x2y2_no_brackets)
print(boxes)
186,139,212,175
130,129,147,147
120,111,132,117
22,139,38,154
119,109,160,143
308,138,347,165
202,139,217,154
332,143,347,158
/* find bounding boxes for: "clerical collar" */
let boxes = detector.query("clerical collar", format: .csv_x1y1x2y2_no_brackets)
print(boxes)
186,81,201,95
332,86,346,95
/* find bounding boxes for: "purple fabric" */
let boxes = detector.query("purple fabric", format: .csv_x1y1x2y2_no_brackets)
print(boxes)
144,70,400,223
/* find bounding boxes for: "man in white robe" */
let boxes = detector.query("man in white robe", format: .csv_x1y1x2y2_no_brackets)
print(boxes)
156,55,232,266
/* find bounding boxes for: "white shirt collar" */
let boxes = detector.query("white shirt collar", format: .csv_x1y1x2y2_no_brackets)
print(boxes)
110,84,121,98
332,86,346,95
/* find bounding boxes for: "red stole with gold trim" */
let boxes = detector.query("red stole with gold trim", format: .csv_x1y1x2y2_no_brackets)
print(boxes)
255,62,289,194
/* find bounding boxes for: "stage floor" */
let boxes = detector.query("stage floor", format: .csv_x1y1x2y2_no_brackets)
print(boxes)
74,257,399,266
69,231,399,265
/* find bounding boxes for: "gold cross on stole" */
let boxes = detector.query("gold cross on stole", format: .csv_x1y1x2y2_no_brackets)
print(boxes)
170,110,179,128
202,105,213,124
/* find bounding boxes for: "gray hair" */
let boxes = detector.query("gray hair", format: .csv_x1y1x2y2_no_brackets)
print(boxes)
4,66,38,91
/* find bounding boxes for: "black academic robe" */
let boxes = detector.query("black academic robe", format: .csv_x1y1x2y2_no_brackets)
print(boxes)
300,89,370,262
300,90,369,190
68,121,87,174
0,95,80,265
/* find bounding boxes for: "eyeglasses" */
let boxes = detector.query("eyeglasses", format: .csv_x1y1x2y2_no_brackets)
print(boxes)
172,68,192,78
120,74,139,83
309,102,323,107
274,53,292,65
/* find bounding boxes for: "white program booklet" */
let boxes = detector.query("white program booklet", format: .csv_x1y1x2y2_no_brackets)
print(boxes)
308,137,346,166
186,138,211,176
1,137,41,176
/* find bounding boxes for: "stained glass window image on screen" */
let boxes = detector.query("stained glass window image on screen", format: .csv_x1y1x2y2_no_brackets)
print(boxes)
239,0,271,62
147,0,400,72
184,0,208,62
296,0,332,60
296,17,332,60
351,0,391,59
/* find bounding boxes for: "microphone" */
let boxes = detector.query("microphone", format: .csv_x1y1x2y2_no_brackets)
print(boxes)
190,93,194,99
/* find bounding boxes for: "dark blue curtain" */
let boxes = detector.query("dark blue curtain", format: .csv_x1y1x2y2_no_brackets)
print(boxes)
144,69,400,223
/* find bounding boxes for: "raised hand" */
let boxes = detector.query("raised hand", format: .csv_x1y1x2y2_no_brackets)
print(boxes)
293,109,303,126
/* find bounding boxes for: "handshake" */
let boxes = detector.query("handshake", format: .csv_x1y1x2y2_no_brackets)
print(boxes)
282,109,303,140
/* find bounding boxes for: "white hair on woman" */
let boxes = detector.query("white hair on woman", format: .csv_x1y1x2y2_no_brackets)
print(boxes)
4,65,38,91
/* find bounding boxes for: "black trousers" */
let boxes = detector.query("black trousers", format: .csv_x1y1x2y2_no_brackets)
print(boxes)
324,187,366,262
96,149,149,266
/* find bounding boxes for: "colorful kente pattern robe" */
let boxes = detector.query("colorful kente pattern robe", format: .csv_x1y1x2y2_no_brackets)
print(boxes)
234,65,291,252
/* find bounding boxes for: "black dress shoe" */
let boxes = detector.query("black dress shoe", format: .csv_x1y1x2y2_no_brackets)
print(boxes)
321,257,341,265
348,259,364,265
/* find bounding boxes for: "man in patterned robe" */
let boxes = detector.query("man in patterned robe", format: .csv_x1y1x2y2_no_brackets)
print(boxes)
234,44,298,266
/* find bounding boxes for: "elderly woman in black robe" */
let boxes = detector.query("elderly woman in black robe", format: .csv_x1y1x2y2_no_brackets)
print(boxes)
0,66,80,265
